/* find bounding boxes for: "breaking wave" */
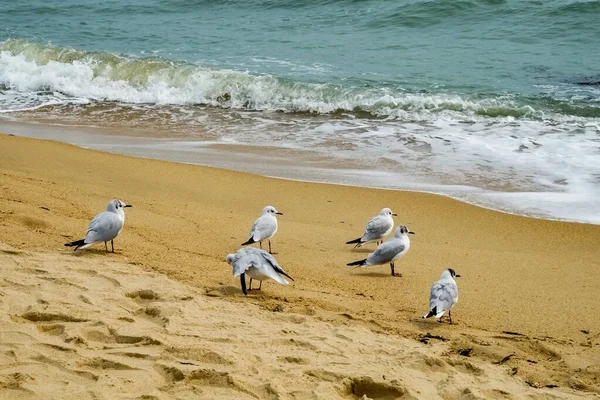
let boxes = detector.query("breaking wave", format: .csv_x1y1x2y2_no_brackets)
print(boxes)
2,39,598,120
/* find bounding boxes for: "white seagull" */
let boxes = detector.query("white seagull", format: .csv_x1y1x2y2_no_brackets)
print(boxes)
241,205,282,254
422,268,460,324
347,225,414,277
65,199,132,252
226,247,294,295
346,208,397,248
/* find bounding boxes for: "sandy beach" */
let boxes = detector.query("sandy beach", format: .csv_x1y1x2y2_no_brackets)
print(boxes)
1,133,599,398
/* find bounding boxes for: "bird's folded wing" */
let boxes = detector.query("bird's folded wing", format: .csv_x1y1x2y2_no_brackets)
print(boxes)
429,282,458,312
250,216,274,241
260,250,283,271
231,255,257,277
363,216,389,239
261,252,291,283
368,240,404,264
85,212,116,243
86,212,104,233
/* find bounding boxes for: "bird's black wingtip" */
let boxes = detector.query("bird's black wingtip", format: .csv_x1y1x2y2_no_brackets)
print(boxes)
64,239,85,248
423,306,437,319
283,272,294,282
345,237,361,245
347,259,367,267
241,238,255,246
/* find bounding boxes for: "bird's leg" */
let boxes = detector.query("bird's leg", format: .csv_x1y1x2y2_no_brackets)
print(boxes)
248,278,253,292
448,310,453,325
111,240,114,253
259,242,262,250
269,240,272,254
390,263,401,277
258,280,262,290
240,273,247,295
104,241,108,252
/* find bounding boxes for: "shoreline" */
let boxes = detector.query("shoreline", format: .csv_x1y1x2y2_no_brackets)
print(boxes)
1,133,600,394
1,119,598,225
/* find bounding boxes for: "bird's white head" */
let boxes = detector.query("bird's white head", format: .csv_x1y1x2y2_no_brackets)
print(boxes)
226,254,235,265
107,199,132,214
380,208,398,217
394,225,415,237
262,205,283,216
442,268,461,279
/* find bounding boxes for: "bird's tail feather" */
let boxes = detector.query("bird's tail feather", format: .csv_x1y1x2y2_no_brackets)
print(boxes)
271,275,289,285
422,306,437,319
76,242,95,250
347,259,367,267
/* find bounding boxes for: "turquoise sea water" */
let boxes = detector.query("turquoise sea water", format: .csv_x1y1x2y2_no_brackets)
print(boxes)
1,0,599,222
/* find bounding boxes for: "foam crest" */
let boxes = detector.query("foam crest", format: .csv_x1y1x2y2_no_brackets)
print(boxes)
2,39,596,120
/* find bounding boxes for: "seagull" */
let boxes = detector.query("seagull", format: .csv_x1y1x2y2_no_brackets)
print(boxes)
346,208,397,248
422,268,460,324
65,199,132,252
347,225,414,277
241,205,282,254
226,247,294,295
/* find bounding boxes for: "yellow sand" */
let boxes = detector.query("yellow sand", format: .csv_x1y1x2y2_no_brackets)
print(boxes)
0,133,599,398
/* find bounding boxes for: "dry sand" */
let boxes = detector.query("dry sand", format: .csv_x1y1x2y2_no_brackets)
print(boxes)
0,133,599,398
2,244,590,400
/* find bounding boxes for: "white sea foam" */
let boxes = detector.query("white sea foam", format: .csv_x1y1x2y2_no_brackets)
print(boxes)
3,118,600,224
